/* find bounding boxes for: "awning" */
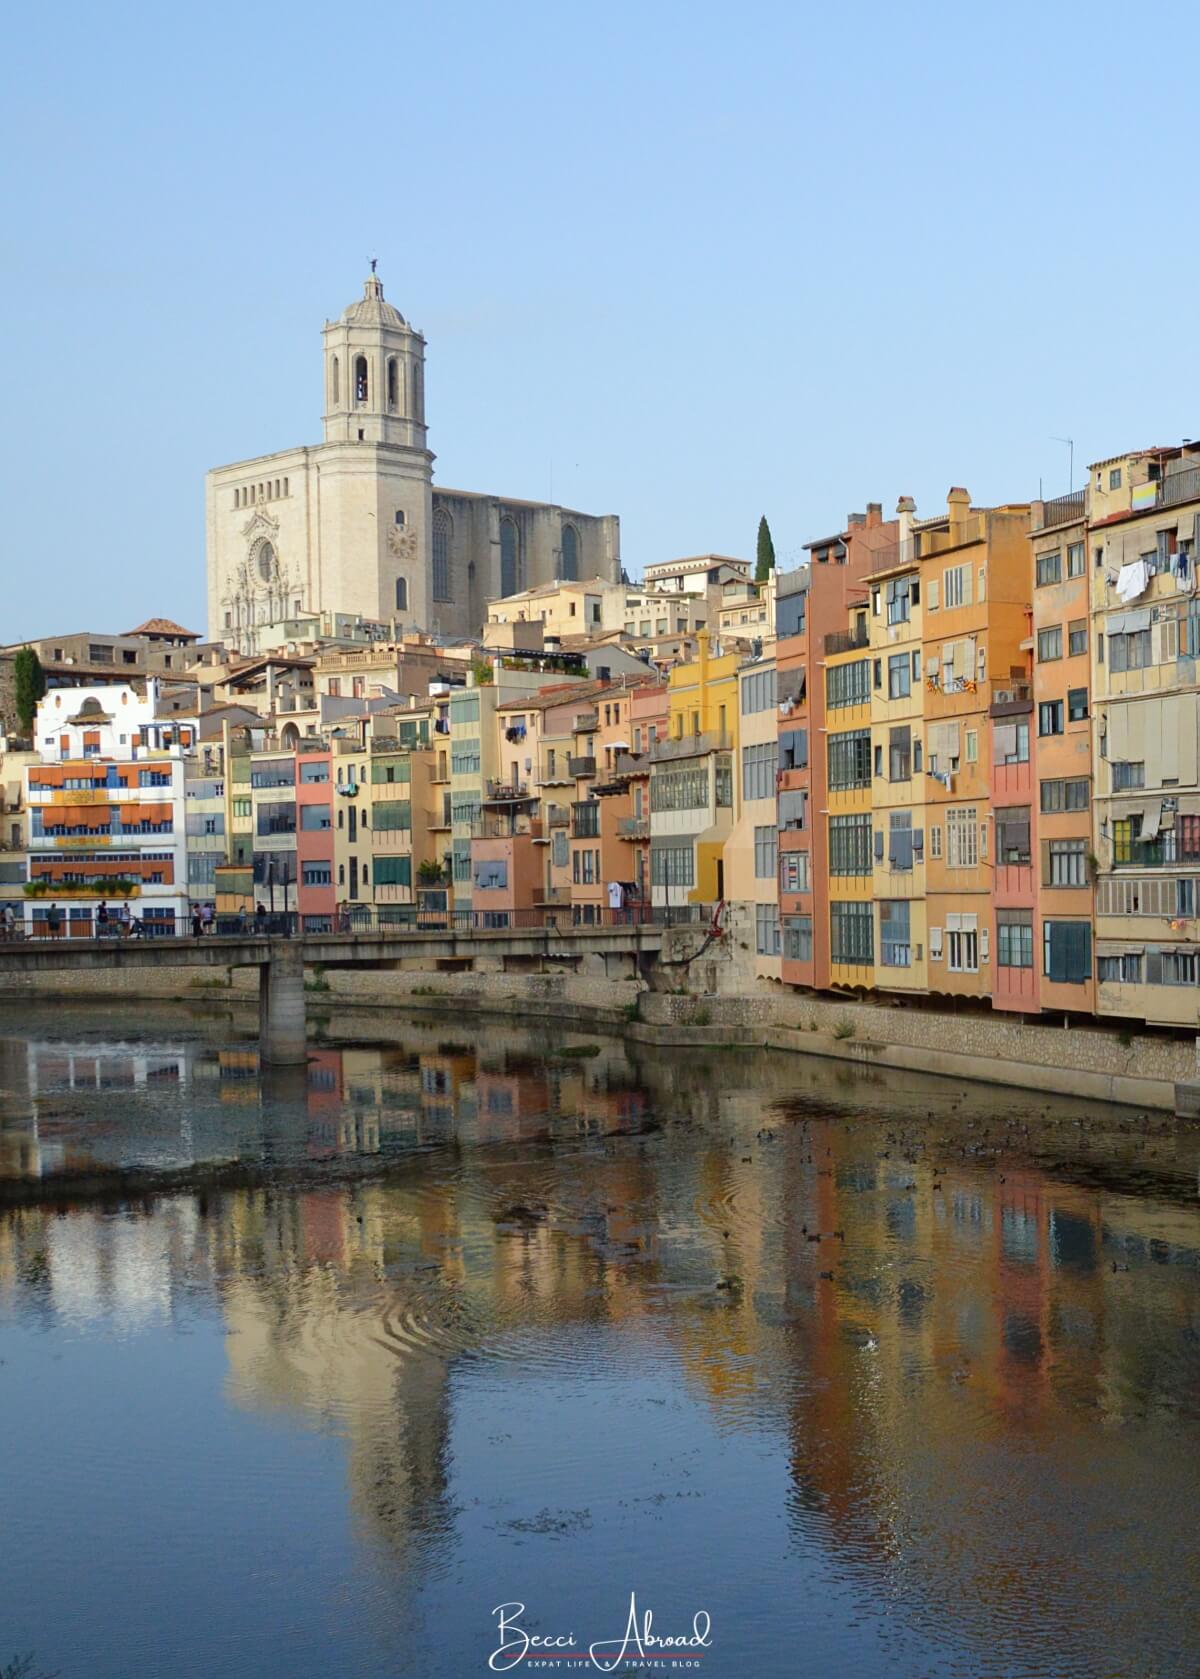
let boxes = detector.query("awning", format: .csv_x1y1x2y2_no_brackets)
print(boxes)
1107,607,1152,634
1141,802,1163,840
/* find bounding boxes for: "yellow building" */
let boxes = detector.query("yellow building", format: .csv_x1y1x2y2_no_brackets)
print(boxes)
650,631,740,904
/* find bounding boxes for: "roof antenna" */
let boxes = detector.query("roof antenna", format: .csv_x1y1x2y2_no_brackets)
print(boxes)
370,256,377,274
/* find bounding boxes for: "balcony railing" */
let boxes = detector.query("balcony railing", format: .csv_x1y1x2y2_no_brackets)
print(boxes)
645,731,731,764
1113,838,1191,868
823,625,870,655
1035,489,1087,530
547,808,570,827
617,816,649,839
482,779,533,802
471,814,543,840
532,885,571,904
573,711,599,731
568,756,596,777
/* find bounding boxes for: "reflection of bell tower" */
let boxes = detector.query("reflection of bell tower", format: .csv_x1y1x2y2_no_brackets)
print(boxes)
322,268,428,451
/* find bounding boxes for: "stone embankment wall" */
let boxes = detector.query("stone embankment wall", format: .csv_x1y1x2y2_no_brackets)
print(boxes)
2,954,1195,1111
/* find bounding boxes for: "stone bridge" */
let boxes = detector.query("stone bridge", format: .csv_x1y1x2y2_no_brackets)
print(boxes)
0,925,668,1064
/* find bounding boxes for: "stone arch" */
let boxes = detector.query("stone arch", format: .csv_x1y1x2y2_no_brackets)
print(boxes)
432,507,453,602
560,523,580,581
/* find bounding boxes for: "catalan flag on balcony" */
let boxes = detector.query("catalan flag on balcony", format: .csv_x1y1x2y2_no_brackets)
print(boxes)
1132,480,1158,511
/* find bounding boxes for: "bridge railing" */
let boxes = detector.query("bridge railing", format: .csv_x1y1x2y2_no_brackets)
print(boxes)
8,904,720,944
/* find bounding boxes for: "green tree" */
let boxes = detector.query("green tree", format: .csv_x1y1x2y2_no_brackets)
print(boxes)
755,516,776,583
13,646,46,733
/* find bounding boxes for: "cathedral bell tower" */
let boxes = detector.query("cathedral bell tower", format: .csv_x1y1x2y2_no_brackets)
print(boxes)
321,267,428,450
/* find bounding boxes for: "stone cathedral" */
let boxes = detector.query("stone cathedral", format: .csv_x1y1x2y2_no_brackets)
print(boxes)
205,271,620,648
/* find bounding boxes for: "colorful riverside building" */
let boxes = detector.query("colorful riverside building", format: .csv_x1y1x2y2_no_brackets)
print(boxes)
725,646,779,976
1025,489,1094,1014
1090,443,1200,1027
868,496,927,993
366,703,439,914
25,683,190,934
914,489,1030,1001
776,504,896,989
649,631,739,909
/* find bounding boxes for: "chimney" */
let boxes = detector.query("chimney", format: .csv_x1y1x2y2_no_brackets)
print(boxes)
866,501,882,528
847,511,865,528
948,486,971,542
896,495,916,548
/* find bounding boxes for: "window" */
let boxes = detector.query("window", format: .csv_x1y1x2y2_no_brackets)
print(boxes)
783,915,812,962
884,575,917,624
1111,817,1138,864
1099,953,1142,984
1067,687,1088,722
827,661,870,709
355,355,368,403
1178,814,1200,859
1039,700,1063,736
887,653,911,699
1041,778,1089,812
1111,761,1144,791
965,729,978,764
232,796,252,819
780,850,810,893
500,517,520,597
1158,948,1197,986
1108,629,1152,672
1067,542,1085,578
395,577,408,612
829,813,872,875
997,910,1033,968
995,806,1031,865
828,729,871,790
432,508,453,602
560,523,580,582
373,857,412,889
1037,626,1062,661
947,921,978,972
1109,468,1122,490
300,803,332,831
1044,920,1092,983
474,859,509,890
946,806,978,868
1036,552,1062,586
868,898,909,969
302,861,333,887
653,764,708,812
1068,620,1087,656
887,809,914,871
996,720,1029,764
1177,878,1195,918
930,825,942,859
1048,838,1087,887
650,845,694,887
755,903,781,956
888,725,911,782
830,900,873,965
754,824,778,879
387,358,399,408
779,728,807,771
741,668,776,714
943,564,968,609
331,356,339,404
778,789,808,830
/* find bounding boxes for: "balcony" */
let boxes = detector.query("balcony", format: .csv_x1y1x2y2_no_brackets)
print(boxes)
1113,839,1192,869
547,808,569,827
472,814,543,840
823,624,870,655
573,711,599,731
617,816,649,839
645,732,730,764
532,885,570,905
1034,489,1087,531
538,766,575,786
571,804,601,839
568,756,596,778
1161,466,1200,509
482,779,534,803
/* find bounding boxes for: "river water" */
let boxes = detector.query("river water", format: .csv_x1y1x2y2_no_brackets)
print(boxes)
1,1001,1198,1679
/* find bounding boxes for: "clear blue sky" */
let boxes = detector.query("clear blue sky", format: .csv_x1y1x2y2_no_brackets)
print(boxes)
2,0,1196,641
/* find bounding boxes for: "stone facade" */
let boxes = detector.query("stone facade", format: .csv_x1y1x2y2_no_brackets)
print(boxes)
206,273,619,648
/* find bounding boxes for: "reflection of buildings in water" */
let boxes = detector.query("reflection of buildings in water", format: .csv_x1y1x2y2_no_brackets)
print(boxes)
220,1186,455,1570
0,1036,192,1178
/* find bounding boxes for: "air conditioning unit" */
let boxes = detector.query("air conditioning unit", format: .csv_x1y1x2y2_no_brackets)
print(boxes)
993,687,1014,704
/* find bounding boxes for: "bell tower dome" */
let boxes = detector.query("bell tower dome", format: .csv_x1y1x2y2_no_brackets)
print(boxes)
321,267,427,449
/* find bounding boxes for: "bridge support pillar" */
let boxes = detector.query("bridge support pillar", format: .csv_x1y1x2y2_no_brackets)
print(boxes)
259,944,307,1065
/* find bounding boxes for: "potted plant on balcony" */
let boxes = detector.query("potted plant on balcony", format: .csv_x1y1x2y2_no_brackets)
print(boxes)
417,859,445,885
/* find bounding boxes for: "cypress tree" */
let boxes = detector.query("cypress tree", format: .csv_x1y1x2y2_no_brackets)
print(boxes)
755,516,776,583
13,646,46,733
